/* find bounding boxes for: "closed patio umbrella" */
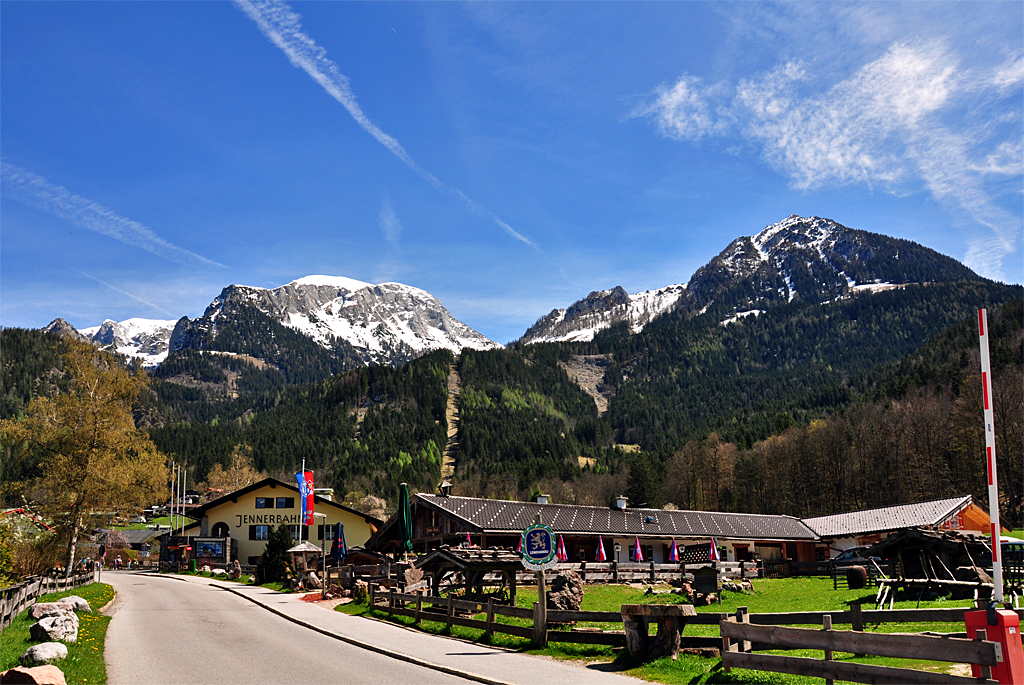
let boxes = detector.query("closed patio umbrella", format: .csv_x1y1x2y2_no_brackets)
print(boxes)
398,482,413,555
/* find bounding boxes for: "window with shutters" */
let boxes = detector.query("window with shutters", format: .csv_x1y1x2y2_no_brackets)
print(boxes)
318,525,336,540
277,497,294,509
288,525,309,541
255,497,274,509
251,525,269,540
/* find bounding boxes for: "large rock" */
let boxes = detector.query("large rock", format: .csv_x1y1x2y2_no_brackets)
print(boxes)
29,614,79,643
0,665,67,684
55,596,90,613
306,572,321,589
353,580,368,601
28,604,74,621
227,560,242,580
18,643,68,666
546,570,585,612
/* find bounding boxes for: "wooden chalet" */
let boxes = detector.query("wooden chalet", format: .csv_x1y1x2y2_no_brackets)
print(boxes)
369,490,820,563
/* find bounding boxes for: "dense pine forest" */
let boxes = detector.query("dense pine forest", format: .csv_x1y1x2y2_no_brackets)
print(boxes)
2,281,1021,525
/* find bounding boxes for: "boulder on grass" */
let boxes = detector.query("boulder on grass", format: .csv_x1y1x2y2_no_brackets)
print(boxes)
353,580,368,601
29,614,79,643
227,560,242,580
18,643,68,666
201,565,212,573
306,572,321,589
55,596,90,613
546,570,584,612
28,604,74,621
212,568,227,576
0,664,67,684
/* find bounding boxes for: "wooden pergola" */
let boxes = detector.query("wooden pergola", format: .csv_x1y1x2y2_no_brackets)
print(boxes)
414,546,522,604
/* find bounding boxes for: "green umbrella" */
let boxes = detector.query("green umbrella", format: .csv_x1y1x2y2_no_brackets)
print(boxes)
398,482,413,554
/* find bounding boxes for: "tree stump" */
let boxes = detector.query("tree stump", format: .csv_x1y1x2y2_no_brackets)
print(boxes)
621,604,696,661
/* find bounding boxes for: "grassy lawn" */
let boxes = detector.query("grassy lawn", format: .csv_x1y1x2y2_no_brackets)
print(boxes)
0,582,114,684
111,516,171,531
337,576,981,684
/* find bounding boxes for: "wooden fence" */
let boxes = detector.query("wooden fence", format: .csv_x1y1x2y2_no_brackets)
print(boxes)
721,613,1000,684
0,570,97,631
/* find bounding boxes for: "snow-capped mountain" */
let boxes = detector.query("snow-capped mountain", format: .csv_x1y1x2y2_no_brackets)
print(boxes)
519,215,980,343
169,275,500,365
520,284,686,344
686,215,979,315
53,317,178,367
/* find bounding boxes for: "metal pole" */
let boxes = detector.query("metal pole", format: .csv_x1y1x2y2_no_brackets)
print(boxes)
170,462,176,535
978,308,1004,603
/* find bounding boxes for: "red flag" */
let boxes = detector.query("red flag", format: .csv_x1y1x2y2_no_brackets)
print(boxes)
296,471,314,526
633,536,644,562
708,537,721,562
669,538,679,562
595,536,607,561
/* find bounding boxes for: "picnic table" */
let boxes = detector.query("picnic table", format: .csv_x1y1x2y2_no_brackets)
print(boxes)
621,603,697,660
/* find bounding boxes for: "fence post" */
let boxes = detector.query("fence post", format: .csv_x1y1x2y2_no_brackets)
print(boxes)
446,594,454,632
737,606,750,652
369,583,376,610
976,629,993,680
649,561,655,583
415,594,423,624
612,560,618,583
485,597,494,639
389,587,396,618
721,616,733,674
823,615,834,685
532,601,548,647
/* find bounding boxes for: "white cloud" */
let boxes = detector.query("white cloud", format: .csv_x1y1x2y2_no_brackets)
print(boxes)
378,197,402,245
634,41,1022,280
1,162,227,269
235,0,536,249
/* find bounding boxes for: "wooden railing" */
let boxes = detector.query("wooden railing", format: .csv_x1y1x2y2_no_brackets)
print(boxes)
721,613,1000,684
514,561,759,584
0,571,97,631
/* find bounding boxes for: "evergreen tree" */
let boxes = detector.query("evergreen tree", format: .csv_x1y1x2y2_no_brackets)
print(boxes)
256,523,293,584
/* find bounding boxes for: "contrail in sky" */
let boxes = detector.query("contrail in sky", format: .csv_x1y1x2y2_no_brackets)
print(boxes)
1,162,227,269
77,271,178,317
234,0,537,249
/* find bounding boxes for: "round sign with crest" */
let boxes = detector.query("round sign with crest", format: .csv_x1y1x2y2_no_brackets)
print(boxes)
520,522,558,571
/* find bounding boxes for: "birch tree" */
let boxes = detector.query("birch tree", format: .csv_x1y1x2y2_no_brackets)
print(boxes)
1,339,167,575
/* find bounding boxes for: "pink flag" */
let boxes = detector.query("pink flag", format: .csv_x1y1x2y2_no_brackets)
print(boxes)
595,536,607,561
669,538,679,562
708,537,721,562
517,532,524,553
466,531,472,546
557,535,568,562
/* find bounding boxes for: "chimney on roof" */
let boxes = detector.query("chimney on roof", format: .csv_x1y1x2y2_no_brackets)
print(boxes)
536,494,549,505
615,495,628,510
439,481,453,497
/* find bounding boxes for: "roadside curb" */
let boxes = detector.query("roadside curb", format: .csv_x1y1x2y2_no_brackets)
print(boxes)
215,583,515,685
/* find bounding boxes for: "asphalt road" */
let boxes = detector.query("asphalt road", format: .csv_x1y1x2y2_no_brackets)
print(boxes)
103,573,470,685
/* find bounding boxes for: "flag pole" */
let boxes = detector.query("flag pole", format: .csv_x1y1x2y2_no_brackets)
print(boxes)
978,308,1003,603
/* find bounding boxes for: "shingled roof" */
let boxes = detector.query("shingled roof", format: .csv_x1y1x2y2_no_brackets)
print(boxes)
416,494,817,541
801,496,972,538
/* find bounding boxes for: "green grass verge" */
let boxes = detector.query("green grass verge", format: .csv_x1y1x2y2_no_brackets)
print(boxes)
337,577,980,684
0,582,114,684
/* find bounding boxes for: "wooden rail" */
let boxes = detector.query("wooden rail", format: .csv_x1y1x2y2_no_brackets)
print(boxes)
0,571,97,631
721,615,999,684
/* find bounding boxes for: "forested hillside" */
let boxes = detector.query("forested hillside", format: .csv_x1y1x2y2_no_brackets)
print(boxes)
585,280,1021,451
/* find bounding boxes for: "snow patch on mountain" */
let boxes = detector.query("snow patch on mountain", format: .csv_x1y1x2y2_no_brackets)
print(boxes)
521,284,686,344
192,277,500,364
78,318,177,366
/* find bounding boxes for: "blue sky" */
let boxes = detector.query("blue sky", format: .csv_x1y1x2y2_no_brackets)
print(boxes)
2,1,1021,344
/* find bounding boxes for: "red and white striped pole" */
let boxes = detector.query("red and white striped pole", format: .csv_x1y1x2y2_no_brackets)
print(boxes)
978,308,1003,603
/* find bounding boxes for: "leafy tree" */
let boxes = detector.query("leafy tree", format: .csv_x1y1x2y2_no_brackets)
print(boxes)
1,339,168,575
256,522,293,583
203,444,265,493
0,522,14,585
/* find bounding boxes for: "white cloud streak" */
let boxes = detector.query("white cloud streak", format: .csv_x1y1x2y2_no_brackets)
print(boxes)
77,271,177,317
1,162,227,269
234,0,536,249
633,42,1023,280
378,196,402,245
